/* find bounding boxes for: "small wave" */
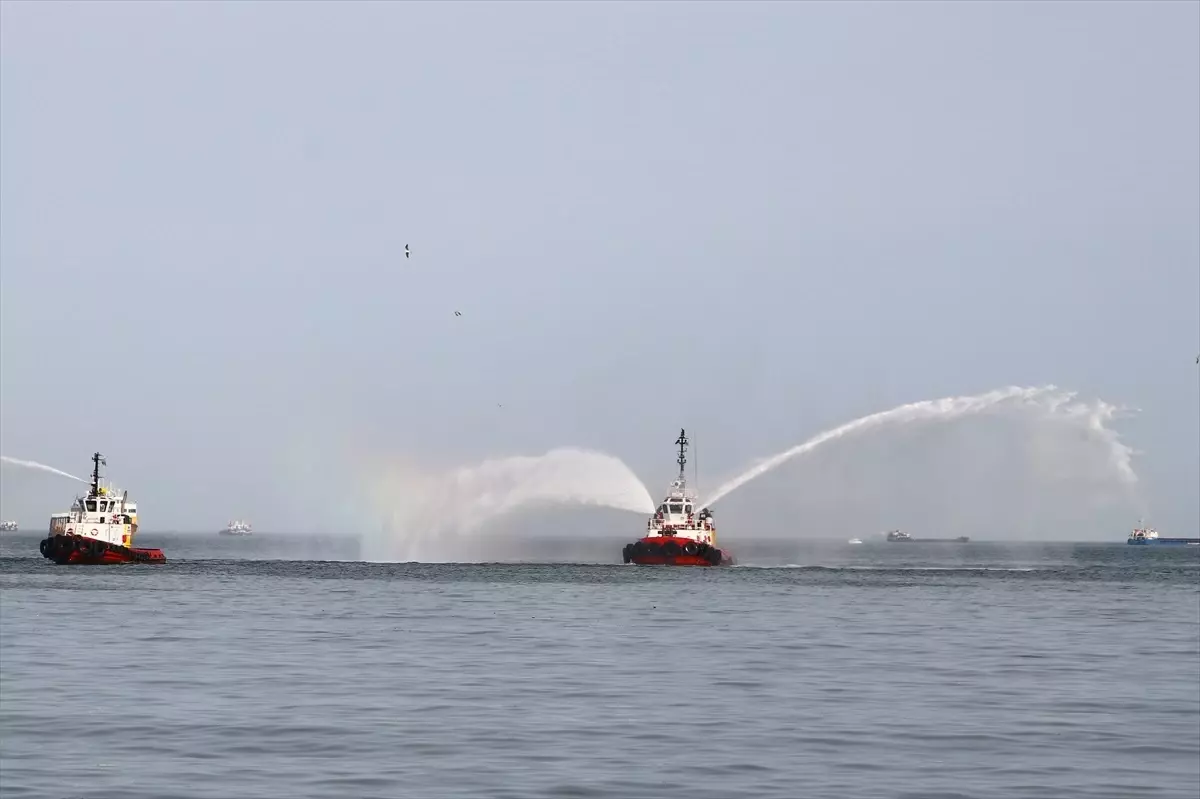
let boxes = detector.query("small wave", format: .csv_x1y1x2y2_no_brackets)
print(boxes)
732,563,810,569
844,565,1037,572
732,563,1038,572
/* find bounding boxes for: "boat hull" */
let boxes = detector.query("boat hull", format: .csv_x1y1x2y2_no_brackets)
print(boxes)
39,534,165,564
887,535,969,543
1128,538,1200,546
623,537,733,567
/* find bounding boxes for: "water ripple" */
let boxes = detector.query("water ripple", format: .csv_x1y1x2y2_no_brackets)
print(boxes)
1,538,1197,798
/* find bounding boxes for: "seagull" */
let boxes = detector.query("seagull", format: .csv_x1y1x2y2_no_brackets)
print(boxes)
454,311,462,317
404,244,410,259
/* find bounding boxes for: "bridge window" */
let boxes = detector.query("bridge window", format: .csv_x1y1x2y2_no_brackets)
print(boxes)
86,500,97,512
669,504,683,514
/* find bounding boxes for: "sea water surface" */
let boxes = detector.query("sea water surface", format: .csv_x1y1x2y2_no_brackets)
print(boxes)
1,533,1197,799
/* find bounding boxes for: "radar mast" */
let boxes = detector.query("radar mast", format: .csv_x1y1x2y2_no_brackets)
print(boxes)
675,429,688,484
89,452,106,497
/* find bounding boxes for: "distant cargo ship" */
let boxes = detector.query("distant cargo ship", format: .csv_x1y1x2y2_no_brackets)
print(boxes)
1127,521,1199,546
886,530,969,543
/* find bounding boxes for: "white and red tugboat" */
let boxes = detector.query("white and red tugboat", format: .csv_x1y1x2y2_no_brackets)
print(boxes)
39,452,165,565
622,429,733,567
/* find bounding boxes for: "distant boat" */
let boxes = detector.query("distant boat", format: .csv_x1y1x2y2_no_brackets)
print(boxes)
219,519,253,536
1127,520,1199,546
847,537,863,545
886,530,969,543
0,520,17,532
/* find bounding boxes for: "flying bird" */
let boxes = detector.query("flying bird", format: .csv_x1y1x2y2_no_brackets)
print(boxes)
454,311,462,317
404,244,410,259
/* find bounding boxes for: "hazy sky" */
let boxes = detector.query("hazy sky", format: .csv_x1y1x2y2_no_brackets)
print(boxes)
1,1,1196,539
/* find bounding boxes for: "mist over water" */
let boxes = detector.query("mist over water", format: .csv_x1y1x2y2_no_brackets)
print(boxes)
1,385,1142,557
358,384,1142,561
706,387,1143,543
361,448,654,562
700,385,1137,510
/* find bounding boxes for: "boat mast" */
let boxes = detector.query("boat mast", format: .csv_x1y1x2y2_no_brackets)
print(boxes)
675,428,688,485
89,452,106,496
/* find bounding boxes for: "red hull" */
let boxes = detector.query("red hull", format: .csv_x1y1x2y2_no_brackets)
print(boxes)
623,536,732,567
630,552,723,567
40,534,165,565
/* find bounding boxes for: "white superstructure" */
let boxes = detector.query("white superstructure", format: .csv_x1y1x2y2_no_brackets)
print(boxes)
219,519,253,536
1129,522,1159,542
47,453,139,549
642,430,719,548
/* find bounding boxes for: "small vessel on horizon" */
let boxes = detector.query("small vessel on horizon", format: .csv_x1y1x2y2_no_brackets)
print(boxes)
39,452,166,565
886,530,969,543
0,520,17,532
622,429,733,567
847,537,863,545
1127,520,1199,546
219,519,253,536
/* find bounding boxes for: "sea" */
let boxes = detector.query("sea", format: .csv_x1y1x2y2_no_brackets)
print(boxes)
1,532,1197,799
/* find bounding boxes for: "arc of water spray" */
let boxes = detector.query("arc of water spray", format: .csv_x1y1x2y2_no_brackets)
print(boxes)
697,384,1138,511
364,447,655,562
0,455,86,482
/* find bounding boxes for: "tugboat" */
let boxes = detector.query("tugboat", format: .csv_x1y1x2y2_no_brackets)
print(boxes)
622,429,733,567
38,452,166,565
1127,520,1200,546
219,519,253,536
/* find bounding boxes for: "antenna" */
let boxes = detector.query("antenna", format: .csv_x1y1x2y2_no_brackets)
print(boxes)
90,452,105,496
694,432,698,496
675,428,688,482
